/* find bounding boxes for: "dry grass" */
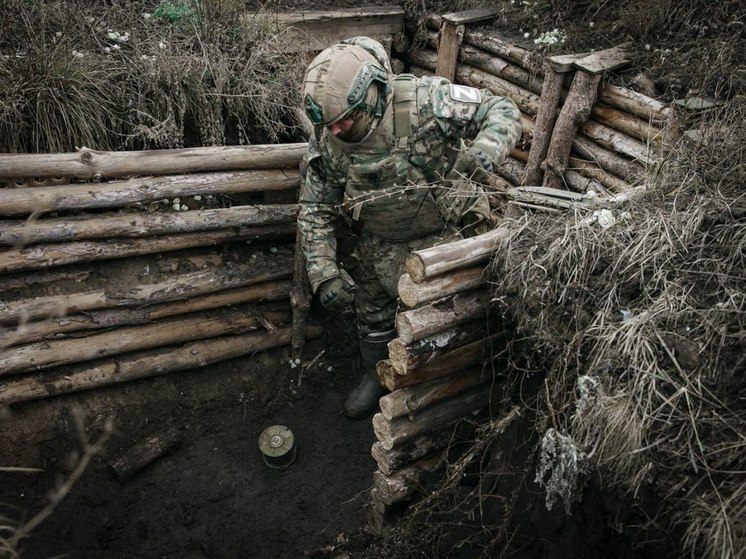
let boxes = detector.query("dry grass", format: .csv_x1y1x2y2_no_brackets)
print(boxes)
0,0,307,153
487,97,746,558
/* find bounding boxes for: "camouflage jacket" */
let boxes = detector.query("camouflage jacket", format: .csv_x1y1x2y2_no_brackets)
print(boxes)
299,63,522,292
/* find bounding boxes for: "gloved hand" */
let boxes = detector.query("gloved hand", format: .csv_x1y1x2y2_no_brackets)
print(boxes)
318,274,356,311
447,146,494,185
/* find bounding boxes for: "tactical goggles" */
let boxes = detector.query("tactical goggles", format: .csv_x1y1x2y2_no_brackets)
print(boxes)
304,63,388,127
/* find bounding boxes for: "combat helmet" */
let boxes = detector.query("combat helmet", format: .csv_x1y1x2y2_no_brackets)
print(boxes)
303,41,389,142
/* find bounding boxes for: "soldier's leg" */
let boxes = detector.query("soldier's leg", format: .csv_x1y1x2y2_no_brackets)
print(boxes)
343,234,401,419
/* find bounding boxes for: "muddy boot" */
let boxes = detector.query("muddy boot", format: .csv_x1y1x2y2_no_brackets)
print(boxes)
343,328,395,420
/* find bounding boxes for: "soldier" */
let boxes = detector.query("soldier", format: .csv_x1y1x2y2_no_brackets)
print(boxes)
298,37,522,419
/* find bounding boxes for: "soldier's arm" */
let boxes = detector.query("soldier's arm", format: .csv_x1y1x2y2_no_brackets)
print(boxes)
297,147,347,292
428,78,522,169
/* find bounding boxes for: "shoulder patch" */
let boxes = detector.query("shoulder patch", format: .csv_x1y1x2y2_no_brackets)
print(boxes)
448,84,482,104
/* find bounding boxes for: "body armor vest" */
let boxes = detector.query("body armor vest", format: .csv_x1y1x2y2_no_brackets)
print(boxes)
330,75,445,242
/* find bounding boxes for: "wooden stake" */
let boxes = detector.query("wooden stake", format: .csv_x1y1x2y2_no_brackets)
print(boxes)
542,71,602,190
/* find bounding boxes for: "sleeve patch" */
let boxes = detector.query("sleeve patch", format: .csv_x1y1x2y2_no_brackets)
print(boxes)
448,84,482,104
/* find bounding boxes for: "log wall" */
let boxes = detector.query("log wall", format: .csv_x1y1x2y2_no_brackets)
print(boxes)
0,143,313,406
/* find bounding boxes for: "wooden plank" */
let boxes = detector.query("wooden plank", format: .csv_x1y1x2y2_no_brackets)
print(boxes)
573,44,631,74
262,7,405,53
442,9,498,25
435,22,464,82
547,52,589,73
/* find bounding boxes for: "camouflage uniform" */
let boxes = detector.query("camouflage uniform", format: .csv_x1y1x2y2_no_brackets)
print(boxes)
299,37,522,334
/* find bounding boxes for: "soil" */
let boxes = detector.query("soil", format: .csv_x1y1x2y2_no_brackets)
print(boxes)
0,280,381,559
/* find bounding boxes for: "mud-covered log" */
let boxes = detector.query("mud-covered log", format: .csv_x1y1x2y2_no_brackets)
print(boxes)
0,224,295,274
0,144,306,180
523,62,565,186
0,205,298,246
0,256,293,325
0,325,322,406
542,71,602,191
395,289,490,344
379,368,488,420
496,157,526,185
563,169,607,194
372,453,445,505
0,170,300,217
380,334,507,391
388,319,499,375
373,384,496,450
0,282,292,347
109,426,183,482
406,227,510,283
371,425,459,476
397,267,485,308
0,309,291,376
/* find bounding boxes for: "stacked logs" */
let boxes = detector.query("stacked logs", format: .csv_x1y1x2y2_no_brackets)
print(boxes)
368,227,512,534
394,18,674,199
0,144,320,406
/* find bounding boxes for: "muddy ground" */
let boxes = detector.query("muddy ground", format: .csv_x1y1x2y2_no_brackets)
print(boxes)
0,293,382,559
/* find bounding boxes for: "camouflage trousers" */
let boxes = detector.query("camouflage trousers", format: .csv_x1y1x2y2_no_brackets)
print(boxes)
353,227,461,334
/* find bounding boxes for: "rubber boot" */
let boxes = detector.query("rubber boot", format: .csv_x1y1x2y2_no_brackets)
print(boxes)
343,328,395,420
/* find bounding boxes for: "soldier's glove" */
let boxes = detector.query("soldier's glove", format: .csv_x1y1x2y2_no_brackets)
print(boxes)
318,273,356,312
447,146,494,185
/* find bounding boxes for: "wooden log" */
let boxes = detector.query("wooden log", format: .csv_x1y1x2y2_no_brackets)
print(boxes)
395,289,490,344
456,64,541,115
461,29,542,74
0,205,298,246
371,425,459,476
388,319,500,375
0,144,306,180
523,62,565,186
397,267,485,308
373,453,445,505
0,170,300,217
109,426,182,482
0,255,293,325
0,309,292,376
580,120,652,164
456,43,543,94
496,157,526,185
379,368,488,420
406,227,510,283
0,269,90,292
598,84,671,122
0,282,291,347
372,384,496,450
590,105,663,144
567,156,631,193
572,136,644,183
381,336,507,391
264,7,405,53
435,20,464,82
563,170,607,194
0,224,295,274
542,71,602,191
0,325,322,406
